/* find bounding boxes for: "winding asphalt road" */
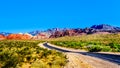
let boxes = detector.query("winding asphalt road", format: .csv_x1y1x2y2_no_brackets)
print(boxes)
39,43,120,68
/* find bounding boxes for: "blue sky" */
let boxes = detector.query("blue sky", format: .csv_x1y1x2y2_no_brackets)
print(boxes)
0,0,120,33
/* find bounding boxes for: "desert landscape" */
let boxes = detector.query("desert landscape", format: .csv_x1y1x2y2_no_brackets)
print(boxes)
0,24,120,68
0,0,120,68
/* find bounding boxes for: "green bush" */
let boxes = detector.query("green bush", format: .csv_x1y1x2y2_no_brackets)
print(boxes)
50,41,120,52
101,46,112,52
0,40,67,68
87,45,102,52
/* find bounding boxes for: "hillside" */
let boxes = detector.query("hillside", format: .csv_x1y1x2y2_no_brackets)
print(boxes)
0,24,120,40
45,33,120,52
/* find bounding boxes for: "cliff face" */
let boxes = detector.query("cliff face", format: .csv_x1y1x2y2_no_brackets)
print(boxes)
1,24,120,39
0,34,6,40
90,24,120,32
49,24,120,38
7,34,32,40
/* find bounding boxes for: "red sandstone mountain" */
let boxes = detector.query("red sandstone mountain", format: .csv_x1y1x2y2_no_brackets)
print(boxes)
0,34,6,40
7,34,32,40
1,24,120,39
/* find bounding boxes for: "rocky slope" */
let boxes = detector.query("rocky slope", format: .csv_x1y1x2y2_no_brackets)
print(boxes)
0,24,120,39
49,24,120,38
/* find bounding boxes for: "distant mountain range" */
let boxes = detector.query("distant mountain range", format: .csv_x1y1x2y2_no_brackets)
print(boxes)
28,30,41,36
91,24,120,32
1,24,120,38
0,32,12,36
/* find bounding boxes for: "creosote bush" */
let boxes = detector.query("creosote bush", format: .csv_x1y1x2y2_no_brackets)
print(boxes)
48,34,120,52
0,40,67,68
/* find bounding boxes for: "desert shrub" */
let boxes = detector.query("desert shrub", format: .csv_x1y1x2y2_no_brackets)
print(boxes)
101,46,112,52
0,40,67,68
87,45,102,52
108,43,120,52
48,34,120,52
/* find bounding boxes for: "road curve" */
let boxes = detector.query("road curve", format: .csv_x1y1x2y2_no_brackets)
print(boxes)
39,43,120,68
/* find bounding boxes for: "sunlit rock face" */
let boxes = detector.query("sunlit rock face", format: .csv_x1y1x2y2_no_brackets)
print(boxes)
7,34,32,40
0,34,6,40
24,33,33,38
33,33,49,40
36,33,47,39
1,24,120,39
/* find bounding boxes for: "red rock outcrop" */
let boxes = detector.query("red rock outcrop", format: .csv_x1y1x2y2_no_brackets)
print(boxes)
32,33,49,39
7,34,32,40
0,34,6,40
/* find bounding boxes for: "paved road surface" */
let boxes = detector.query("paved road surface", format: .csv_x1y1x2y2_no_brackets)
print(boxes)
39,43,120,68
